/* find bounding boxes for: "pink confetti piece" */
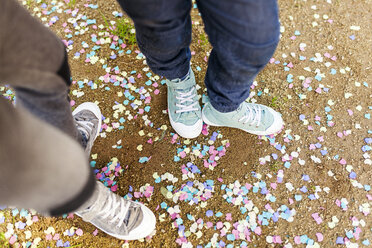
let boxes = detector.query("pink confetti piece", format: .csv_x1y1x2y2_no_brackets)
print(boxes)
254,227,261,235
32,216,39,222
311,213,323,224
316,233,323,242
294,236,301,244
76,228,83,236
226,213,232,221
9,235,17,244
273,235,282,243
206,222,213,228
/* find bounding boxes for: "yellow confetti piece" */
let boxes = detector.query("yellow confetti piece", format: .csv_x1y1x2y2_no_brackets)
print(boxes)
160,187,173,199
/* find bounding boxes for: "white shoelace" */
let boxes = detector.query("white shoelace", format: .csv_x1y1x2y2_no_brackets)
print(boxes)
76,120,94,139
175,88,198,113
238,104,262,127
97,194,130,229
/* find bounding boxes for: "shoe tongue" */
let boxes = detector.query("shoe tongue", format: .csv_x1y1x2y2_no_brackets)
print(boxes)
124,206,143,231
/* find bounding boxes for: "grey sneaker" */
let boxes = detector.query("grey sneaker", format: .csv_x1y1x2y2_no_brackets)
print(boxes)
166,69,203,139
75,182,156,240
202,98,284,136
72,102,102,155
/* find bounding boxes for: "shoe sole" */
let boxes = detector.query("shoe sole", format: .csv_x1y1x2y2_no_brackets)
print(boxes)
75,204,156,240
72,102,102,140
202,106,284,136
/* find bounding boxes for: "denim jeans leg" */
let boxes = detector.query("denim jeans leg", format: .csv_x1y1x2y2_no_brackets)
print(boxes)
117,0,192,80
196,0,280,112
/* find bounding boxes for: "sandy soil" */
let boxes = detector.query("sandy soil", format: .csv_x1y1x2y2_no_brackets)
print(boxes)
0,0,371,247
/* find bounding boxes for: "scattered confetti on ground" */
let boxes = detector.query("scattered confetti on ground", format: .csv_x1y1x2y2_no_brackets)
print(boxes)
1,0,371,247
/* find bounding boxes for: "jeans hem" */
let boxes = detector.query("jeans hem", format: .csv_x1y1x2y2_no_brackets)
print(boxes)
209,98,240,113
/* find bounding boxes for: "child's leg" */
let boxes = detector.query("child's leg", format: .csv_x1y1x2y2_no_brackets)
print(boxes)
0,0,78,139
0,98,96,215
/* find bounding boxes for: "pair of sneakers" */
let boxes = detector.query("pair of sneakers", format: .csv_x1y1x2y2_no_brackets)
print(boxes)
166,69,284,139
72,103,156,240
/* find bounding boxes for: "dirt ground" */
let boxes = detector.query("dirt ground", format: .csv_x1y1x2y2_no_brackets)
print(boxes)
1,0,371,247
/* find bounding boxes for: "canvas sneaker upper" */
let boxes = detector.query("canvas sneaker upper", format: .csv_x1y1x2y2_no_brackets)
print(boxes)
72,102,102,155
166,69,202,138
75,182,156,240
202,97,284,136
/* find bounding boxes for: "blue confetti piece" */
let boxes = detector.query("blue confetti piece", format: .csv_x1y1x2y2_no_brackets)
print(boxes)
20,209,28,217
206,210,213,217
284,161,291,168
88,4,98,9
336,237,344,244
362,239,370,245
302,175,310,181
12,208,19,217
138,157,149,163
87,19,96,25
0,216,5,224
300,235,308,244
349,171,357,179
215,212,223,217
226,234,235,241
176,218,183,225
56,240,63,247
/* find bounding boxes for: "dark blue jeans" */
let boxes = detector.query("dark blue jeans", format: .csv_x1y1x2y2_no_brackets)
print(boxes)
117,0,280,112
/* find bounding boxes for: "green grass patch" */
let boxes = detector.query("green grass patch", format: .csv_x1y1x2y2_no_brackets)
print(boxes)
0,232,9,247
67,0,76,8
199,32,209,50
269,161,281,172
100,12,136,46
112,18,136,46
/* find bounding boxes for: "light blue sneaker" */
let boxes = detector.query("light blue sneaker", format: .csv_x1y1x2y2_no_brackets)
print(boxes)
166,69,202,138
202,98,284,136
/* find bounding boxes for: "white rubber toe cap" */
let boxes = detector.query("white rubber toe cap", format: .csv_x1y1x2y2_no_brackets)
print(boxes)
72,102,102,139
169,117,203,139
123,204,156,240
265,108,284,135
